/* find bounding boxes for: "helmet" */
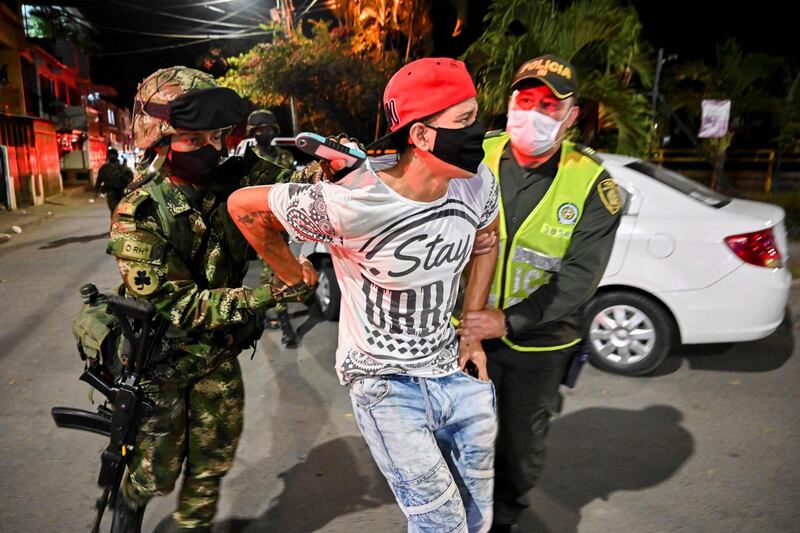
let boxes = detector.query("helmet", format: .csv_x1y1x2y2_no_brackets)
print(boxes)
132,66,247,149
246,109,280,137
132,67,217,149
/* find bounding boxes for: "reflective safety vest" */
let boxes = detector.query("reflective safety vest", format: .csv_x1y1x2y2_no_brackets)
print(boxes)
484,132,604,351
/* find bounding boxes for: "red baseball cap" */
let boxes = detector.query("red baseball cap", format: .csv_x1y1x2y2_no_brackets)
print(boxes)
383,58,477,132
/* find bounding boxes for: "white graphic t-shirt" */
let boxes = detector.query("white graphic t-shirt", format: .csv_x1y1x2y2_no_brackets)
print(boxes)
269,157,499,384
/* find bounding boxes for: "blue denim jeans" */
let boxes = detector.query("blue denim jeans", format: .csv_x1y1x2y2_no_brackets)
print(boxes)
350,371,498,533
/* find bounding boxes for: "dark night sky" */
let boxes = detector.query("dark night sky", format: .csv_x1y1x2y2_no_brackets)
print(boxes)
631,0,793,61
76,0,793,109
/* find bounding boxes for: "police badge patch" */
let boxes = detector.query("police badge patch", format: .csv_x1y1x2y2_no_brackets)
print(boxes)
557,202,580,225
597,178,622,215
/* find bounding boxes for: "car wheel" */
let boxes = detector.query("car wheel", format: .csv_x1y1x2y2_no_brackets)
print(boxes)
583,291,676,376
314,258,340,321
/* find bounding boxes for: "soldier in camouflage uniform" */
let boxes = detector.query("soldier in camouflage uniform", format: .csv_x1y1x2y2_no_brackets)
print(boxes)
242,109,294,168
107,66,316,533
95,148,134,212
236,109,299,346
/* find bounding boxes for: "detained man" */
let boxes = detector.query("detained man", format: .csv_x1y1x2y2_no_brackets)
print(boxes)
228,58,501,532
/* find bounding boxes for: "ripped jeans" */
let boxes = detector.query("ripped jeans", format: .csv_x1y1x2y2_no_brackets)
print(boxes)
350,372,497,533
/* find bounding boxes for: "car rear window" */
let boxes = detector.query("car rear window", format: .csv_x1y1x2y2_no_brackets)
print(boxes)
626,161,731,208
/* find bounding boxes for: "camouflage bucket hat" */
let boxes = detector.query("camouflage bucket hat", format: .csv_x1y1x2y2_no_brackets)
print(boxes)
132,66,220,149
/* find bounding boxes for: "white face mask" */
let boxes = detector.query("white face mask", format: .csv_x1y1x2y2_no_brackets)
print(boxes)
506,107,571,156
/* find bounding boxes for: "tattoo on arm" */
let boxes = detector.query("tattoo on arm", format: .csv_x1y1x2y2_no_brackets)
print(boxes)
236,210,283,230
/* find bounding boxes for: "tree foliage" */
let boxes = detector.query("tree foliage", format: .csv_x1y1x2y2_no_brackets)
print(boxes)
463,0,653,155
220,21,397,140
332,0,433,59
662,39,786,188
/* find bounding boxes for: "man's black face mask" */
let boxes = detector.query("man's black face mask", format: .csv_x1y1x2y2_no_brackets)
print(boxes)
426,121,487,175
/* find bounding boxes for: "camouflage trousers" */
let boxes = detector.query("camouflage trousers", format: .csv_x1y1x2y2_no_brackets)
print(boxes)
121,357,244,528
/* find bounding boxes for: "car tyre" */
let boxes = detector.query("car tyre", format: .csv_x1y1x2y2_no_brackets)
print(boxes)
314,258,341,321
583,291,676,376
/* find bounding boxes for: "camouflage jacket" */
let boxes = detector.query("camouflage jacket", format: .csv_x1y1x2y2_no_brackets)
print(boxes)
107,160,285,377
253,144,294,171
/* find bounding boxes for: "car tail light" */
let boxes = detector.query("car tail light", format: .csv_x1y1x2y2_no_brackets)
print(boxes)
724,228,782,268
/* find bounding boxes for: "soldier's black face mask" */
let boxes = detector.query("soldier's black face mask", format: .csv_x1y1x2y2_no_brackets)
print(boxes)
254,132,275,148
425,121,487,175
169,145,221,185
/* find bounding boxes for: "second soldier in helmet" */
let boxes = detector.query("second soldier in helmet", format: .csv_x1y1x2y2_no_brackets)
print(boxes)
237,109,294,169
236,109,301,346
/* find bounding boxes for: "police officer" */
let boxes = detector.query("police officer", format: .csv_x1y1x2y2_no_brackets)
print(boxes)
107,67,315,532
459,55,623,532
95,148,133,212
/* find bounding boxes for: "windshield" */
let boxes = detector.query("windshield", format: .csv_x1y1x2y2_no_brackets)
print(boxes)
626,161,731,208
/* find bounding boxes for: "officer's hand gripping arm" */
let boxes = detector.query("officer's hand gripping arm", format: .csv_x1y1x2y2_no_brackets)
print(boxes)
456,217,500,377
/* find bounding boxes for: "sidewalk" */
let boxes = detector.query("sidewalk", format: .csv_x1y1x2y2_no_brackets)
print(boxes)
0,185,100,245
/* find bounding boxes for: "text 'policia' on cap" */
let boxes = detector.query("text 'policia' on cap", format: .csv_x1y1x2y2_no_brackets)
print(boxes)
511,54,578,100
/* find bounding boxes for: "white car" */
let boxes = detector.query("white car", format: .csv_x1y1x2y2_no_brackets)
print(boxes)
295,156,791,375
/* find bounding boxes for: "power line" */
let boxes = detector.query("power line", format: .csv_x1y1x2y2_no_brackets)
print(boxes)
95,15,234,37
94,37,218,57
298,6,335,17
294,0,320,23
161,0,263,24
96,25,261,39
107,0,254,29
296,1,340,18
191,0,265,32
93,30,272,56
161,0,239,8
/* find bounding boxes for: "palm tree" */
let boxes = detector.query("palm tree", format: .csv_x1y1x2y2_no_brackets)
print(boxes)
772,68,800,188
462,0,653,156
662,39,782,190
333,0,433,60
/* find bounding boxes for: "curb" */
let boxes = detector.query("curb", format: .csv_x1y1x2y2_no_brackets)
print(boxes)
0,188,94,244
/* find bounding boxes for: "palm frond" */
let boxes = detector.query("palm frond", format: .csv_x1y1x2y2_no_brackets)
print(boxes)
463,0,654,152
582,72,652,156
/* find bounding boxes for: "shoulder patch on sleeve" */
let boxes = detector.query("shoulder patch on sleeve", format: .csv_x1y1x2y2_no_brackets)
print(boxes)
123,263,160,296
107,230,166,264
115,188,151,217
597,178,622,215
111,220,138,233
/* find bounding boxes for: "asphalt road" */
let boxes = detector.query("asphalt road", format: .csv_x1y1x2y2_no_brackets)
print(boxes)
1,195,798,532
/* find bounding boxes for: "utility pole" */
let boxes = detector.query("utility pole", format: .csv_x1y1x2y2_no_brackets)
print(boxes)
279,0,294,36
278,0,299,134
651,47,664,151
